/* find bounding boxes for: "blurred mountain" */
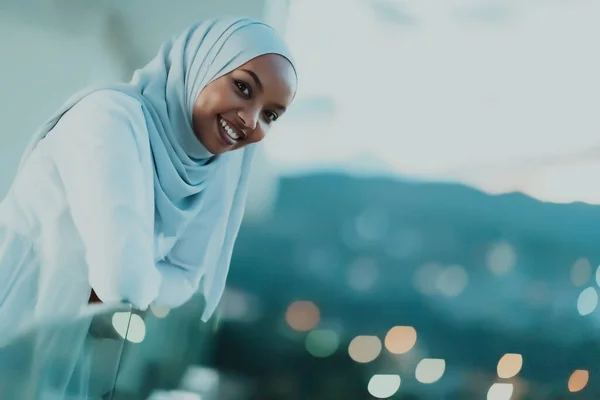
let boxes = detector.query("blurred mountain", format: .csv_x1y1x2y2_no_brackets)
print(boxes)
233,173,600,301
218,173,600,398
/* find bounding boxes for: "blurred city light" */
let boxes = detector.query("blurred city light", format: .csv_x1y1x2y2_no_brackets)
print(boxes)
286,300,320,332
487,383,513,400
568,369,589,392
497,353,523,379
415,358,446,384
348,335,382,363
384,326,417,355
367,374,401,399
305,329,340,358
577,287,598,316
570,257,592,287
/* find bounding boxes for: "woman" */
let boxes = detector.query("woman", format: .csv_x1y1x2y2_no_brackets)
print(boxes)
0,17,298,335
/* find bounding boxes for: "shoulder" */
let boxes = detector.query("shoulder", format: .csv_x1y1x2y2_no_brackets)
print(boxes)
64,89,146,130
48,89,149,153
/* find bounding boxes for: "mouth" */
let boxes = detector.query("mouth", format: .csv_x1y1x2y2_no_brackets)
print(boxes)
217,116,244,146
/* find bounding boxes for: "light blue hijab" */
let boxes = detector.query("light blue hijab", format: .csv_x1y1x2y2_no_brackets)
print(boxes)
19,17,297,320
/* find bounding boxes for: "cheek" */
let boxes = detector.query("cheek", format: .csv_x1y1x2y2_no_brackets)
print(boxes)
208,84,241,113
249,128,267,144
195,85,229,117
200,95,221,117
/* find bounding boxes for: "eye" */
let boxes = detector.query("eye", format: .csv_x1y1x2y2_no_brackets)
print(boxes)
264,110,279,123
235,80,251,98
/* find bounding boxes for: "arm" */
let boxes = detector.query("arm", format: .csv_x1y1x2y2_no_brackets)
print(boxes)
151,216,216,309
151,181,234,309
47,91,160,310
151,150,247,312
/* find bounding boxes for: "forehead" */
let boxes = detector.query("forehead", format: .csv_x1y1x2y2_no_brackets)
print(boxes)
236,54,297,103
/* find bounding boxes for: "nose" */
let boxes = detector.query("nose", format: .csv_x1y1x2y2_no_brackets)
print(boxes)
238,107,260,131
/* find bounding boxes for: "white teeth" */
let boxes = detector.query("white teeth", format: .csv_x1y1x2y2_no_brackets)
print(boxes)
220,118,240,141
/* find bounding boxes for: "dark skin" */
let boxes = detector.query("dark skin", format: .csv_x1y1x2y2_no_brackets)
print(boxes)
192,53,297,155
88,54,297,304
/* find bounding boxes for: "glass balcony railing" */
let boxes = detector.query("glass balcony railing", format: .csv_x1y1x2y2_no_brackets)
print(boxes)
0,302,131,399
0,295,220,400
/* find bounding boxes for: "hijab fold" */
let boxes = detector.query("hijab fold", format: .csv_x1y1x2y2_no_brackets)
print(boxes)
18,17,297,321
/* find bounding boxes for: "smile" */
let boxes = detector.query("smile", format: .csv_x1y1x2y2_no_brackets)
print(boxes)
218,116,243,145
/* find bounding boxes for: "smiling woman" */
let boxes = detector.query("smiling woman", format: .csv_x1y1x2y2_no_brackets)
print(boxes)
0,17,298,334
193,54,297,154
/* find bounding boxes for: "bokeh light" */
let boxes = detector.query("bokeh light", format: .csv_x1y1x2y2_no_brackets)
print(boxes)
148,391,201,400
180,366,220,394
354,208,389,242
220,288,262,322
415,358,445,384
571,257,592,286
497,353,523,379
525,281,550,308
435,265,469,297
577,287,598,316
347,257,379,292
413,263,443,295
348,335,382,363
384,229,422,260
150,305,170,319
305,329,339,358
127,314,146,343
112,312,130,339
568,369,589,392
486,242,516,276
367,374,401,399
286,300,320,332
487,383,513,400
384,326,417,354
112,312,146,343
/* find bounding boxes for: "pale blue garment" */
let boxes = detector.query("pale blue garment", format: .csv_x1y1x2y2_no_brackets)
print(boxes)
0,15,297,339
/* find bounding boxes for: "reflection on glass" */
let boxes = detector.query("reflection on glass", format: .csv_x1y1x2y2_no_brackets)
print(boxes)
0,303,131,399
112,312,146,343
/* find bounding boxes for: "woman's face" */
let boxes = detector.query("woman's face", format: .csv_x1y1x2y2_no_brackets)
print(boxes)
192,54,297,155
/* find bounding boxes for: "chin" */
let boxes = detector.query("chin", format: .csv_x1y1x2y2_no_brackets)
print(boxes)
193,130,218,155
204,139,221,154
209,140,232,155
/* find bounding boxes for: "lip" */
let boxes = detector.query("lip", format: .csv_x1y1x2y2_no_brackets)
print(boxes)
216,115,244,146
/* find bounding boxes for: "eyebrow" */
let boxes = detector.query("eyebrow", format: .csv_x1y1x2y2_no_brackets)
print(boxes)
241,69,263,91
240,69,287,112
